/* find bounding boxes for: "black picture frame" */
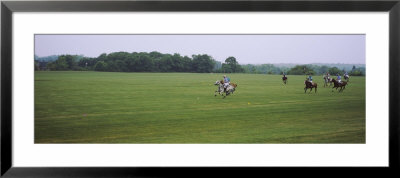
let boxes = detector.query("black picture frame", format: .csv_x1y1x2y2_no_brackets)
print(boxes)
1,0,399,177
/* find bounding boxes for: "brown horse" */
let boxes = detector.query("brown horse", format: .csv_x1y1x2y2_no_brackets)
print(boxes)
304,80,317,93
282,76,288,84
331,78,347,92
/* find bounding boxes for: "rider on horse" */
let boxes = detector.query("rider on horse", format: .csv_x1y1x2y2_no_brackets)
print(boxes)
223,75,230,92
325,72,330,79
344,71,349,79
337,74,342,83
307,74,313,83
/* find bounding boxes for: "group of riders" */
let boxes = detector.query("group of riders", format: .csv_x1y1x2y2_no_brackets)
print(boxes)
284,71,350,93
215,71,350,97
301,71,349,84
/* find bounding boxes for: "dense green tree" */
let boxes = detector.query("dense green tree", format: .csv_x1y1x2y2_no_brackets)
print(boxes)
242,64,256,73
158,55,173,72
98,53,107,61
221,63,232,73
47,57,68,70
105,61,119,72
287,65,315,75
192,54,215,73
222,56,244,73
40,51,365,76
181,56,193,72
46,55,84,70
241,64,282,74
78,57,97,70
318,65,330,74
138,55,154,72
94,61,108,71
328,67,342,75
350,66,364,76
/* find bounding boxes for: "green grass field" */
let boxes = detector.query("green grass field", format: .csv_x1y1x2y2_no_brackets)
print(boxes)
34,71,365,143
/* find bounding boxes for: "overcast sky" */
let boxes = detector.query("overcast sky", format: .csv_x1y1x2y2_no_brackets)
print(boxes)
35,34,365,64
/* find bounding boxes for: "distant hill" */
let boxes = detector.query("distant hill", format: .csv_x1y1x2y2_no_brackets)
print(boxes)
34,55,59,62
35,55,85,62
272,63,365,71
240,63,365,75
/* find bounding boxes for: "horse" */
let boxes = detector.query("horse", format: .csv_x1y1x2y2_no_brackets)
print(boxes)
226,83,237,96
304,80,317,93
331,78,347,92
214,80,237,98
323,76,332,87
282,76,288,84
229,83,237,94
214,80,225,96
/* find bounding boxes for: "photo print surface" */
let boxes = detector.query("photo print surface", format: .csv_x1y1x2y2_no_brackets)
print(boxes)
34,34,366,143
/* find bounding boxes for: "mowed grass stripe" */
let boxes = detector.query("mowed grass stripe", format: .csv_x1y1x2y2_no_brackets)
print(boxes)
35,71,365,143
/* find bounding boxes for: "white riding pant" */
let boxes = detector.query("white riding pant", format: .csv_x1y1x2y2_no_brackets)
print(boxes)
224,82,230,88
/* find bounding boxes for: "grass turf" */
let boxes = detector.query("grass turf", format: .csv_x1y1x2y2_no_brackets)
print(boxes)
34,71,365,143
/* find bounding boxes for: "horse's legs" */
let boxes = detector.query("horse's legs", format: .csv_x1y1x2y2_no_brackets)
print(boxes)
340,86,346,92
215,89,220,96
304,87,307,93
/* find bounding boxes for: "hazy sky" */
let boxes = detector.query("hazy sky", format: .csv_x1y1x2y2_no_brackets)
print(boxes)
35,34,365,64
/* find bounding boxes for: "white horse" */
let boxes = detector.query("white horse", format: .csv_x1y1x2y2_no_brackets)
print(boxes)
214,80,225,96
214,80,237,98
344,74,350,82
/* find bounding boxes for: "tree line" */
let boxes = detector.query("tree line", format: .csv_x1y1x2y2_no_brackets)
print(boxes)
242,64,365,76
34,52,365,76
284,64,365,76
36,52,244,73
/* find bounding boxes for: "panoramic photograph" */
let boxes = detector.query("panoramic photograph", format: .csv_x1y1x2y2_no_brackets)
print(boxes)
34,34,365,143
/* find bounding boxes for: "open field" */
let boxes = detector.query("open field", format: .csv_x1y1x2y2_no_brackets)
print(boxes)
35,71,365,143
